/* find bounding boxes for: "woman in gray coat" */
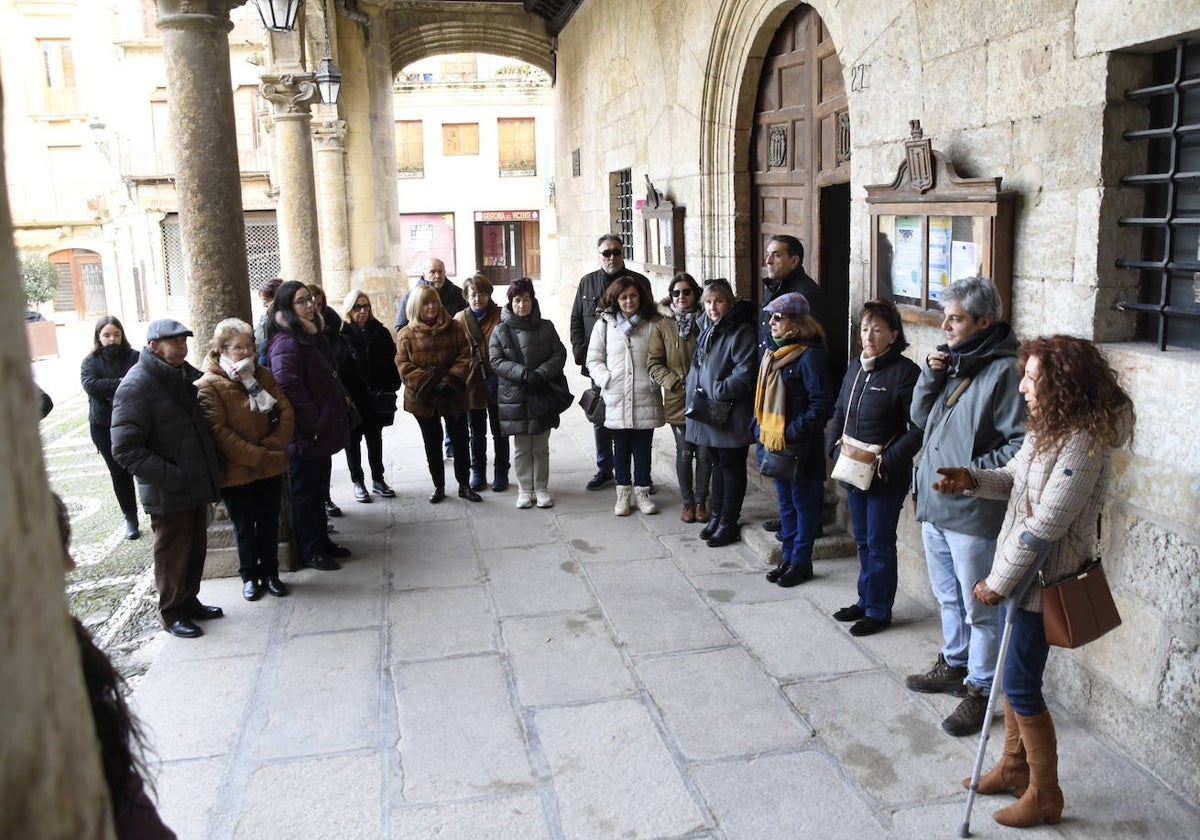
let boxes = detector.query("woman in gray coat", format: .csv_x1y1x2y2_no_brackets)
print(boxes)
684,280,759,546
489,278,568,510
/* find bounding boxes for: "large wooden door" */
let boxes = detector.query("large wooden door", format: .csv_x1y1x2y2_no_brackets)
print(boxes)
751,4,851,370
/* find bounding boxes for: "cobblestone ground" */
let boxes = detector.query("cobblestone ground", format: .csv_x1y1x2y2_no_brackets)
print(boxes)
41,389,162,687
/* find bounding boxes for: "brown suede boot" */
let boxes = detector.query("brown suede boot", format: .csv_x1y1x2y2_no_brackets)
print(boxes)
963,702,1028,796
993,710,1064,827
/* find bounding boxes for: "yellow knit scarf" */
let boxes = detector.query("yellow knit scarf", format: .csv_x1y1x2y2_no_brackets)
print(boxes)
754,343,808,451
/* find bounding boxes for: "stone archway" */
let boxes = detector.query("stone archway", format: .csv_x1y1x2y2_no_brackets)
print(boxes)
387,5,556,77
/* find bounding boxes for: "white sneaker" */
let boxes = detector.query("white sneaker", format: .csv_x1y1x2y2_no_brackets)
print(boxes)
535,489,554,508
515,491,533,509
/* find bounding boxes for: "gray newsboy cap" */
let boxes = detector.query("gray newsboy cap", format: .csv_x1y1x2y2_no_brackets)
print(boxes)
146,318,194,341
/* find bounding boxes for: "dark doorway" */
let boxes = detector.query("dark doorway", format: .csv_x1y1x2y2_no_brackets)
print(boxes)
820,182,851,383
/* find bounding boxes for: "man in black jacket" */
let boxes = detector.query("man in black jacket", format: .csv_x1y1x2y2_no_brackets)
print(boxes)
569,234,649,490
112,319,223,639
761,236,844,378
395,257,466,330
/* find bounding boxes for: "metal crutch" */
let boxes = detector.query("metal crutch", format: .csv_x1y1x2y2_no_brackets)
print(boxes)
958,562,1043,838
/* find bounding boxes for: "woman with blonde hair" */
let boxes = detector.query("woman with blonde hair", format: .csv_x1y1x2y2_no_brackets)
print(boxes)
396,284,479,503
197,318,296,599
934,335,1134,828
339,288,401,502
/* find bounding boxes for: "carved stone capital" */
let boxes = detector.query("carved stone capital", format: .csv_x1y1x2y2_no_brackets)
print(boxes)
313,117,348,148
259,73,318,116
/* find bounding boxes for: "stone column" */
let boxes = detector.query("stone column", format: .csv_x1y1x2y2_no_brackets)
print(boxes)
155,0,252,351
260,74,321,287
313,109,350,301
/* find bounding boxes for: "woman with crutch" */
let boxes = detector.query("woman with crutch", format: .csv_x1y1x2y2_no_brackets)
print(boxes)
933,335,1133,830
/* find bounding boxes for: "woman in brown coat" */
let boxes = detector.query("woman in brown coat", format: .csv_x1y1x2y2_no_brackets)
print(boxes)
396,284,481,503
198,318,296,600
455,273,509,492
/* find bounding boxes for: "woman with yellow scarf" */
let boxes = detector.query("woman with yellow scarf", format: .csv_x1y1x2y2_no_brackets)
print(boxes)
755,292,835,587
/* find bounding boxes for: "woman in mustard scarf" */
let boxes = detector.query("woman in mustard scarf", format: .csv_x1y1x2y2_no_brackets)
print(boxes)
755,292,834,586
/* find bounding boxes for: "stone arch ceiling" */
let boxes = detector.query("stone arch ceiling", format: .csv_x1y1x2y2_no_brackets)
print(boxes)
386,4,557,78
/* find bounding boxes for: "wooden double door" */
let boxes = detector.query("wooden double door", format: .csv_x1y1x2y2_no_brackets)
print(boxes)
751,4,851,373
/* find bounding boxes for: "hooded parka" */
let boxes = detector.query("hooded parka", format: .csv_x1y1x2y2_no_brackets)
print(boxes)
395,310,472,417
489,301,568,436
648,300,701,425
684,299,759,448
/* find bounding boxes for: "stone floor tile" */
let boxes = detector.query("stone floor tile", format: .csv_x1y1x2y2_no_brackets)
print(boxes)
389,794,551,840
485,547,596,617
152,758,225,840
719,599,876,678
234,754,382,840
557,511,667,562
503,611,634,706
394,654,536,801
587,557,732,655
388,585,496,661
659,531,758,576
534,698,708,838
637,647,813,760
387,519,482,590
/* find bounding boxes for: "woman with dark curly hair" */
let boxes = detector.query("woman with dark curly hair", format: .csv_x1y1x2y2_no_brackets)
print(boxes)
81,316,141,539
587,274,664,516
933,335,1134,829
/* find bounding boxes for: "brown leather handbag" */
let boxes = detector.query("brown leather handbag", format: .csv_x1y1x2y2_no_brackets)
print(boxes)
1040,559,1121,648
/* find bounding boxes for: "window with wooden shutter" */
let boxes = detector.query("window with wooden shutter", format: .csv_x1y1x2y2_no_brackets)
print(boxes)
498,118,536,176
442,123,480,156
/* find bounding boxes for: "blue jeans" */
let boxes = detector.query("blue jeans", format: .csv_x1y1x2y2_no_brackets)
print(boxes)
846,488,906,621
774,477,823,566
611,428,654,486
1004,608,1050,716
921,522,1002,692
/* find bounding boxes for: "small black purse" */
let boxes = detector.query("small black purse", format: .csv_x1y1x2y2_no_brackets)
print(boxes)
685,386,733,429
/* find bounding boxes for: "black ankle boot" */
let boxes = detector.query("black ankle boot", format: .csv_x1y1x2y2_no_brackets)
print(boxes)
470,468,486,492
698,514,722,541
706,520,741,547
777,561,813,587
766,560,788,583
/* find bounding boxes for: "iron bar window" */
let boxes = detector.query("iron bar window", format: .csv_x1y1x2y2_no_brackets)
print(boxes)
1117,40,1200,350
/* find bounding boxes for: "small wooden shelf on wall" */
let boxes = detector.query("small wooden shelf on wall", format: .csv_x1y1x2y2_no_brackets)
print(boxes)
865,121,1017,327
639,178,685,275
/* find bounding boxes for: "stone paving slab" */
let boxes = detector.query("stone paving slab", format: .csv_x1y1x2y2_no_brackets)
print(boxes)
637,647,813,760
234,754,383,840
390,794,552,840
484,546,596,617
659,530,759,576
388,585,496,661
131,655,261,761
502,610,635,706
253,629,380,761
695,569,811,606
784,670,976,804
393,654,536,802
586,557,733,655
470,503,561,547
690,752,889,840
557,510,668,562
388,519,482,589
281,564,385,636
534,698,709,838
719,598,877,678
153,757,225,840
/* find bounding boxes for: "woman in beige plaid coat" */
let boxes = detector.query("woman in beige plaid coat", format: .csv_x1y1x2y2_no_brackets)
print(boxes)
933,335,1133,830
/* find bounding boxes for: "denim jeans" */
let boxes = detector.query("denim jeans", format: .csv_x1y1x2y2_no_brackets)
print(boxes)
846,488,907,621
670,423,711,504
1004,608,1050,716
774,477,823,566
467,403,510,474
921,522,1002,692
611,427,654,486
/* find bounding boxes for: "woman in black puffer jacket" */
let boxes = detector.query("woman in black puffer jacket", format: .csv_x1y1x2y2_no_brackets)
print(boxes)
81,315,141,539
489,278,568,510
826,299,923,636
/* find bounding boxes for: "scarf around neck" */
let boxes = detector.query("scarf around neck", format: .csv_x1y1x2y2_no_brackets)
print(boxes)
616,312,640,336
754,342,808,451
672,305,697,338
219,354,277,413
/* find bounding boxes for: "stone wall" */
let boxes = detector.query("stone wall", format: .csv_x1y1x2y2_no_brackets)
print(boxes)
0,81,115,838
553,0,1200,801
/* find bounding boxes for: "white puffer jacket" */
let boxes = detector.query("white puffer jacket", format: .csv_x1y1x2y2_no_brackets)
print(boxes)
586,312,665,431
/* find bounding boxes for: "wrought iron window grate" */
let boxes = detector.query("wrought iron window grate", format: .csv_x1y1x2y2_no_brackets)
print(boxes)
615,168,633,261
1117,40,1200,350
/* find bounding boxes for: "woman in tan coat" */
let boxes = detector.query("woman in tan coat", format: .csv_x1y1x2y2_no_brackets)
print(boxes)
198,318,295,600
648,272,710,522
396,284,480,503
934,335,1134,829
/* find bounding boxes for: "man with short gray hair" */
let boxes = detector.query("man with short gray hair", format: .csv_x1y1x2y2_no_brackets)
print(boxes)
907,276,1026,736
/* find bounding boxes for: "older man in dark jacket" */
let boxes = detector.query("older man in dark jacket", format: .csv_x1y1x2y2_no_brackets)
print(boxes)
112,319,223,639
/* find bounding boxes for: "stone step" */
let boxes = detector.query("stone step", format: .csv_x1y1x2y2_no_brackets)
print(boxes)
741,520,857,567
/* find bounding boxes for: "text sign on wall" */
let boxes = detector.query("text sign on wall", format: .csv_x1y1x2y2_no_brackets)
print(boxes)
473,210,540,222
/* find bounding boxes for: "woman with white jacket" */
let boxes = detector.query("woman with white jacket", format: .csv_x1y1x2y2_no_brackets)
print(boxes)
587,274,665,515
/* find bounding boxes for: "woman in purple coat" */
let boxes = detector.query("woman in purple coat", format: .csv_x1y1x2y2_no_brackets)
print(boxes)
263,281,352,572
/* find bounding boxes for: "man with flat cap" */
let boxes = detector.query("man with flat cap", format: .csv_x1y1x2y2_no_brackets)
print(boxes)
112,319,223,639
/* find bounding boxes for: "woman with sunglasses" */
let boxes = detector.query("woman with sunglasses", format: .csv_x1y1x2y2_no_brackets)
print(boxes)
685,279,759,546
263,280,352,572
649,272,711,522
339,289,401,503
